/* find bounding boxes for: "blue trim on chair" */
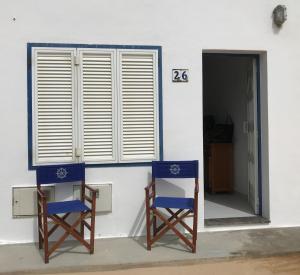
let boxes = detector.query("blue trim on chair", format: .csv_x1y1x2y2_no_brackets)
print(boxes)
27,43,163,170
153,197,194,210
47,200,90,215
36,163,85,184
152,160,199,179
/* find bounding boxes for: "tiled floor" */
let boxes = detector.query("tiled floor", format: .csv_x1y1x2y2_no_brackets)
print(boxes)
204,192,255,219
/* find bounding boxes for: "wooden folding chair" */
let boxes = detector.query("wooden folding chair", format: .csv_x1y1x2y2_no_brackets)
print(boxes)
36,163,96,263
145,160,199,252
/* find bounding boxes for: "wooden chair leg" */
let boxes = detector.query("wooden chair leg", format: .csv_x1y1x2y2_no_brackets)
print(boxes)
38,224,43,249
80,183,85,239
192,212,198,253
90,211,95,254
37,195,43,249
80,213,85,238
38,212,43,249
145,208,151,250
153,214,157,236
43,214,49,263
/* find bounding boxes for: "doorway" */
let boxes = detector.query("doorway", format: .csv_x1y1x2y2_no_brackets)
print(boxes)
202,53,263,224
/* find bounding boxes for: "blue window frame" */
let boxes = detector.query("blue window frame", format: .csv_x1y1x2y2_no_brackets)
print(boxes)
27,43,163,170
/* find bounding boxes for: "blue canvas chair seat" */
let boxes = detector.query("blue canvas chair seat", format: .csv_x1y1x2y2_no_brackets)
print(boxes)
145,161,199,253
152,197,194,210
47,200,90,215
36,163,97,263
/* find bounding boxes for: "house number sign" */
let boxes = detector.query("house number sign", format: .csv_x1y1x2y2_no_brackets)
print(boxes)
172,69,189,82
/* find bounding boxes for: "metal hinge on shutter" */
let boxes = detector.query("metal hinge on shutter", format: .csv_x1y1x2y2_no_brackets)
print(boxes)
74,55,80,66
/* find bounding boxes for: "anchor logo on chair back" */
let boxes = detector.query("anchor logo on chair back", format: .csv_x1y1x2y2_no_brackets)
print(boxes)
169,164,181,175
56,168,68,179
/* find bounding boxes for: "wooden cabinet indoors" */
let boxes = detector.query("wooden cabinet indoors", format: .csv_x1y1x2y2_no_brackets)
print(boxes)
207,143,233,193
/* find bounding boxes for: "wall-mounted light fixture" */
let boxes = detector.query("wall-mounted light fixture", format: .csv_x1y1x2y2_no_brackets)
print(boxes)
273,5,287,27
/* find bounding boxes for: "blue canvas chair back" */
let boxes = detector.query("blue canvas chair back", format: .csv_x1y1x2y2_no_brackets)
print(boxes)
152,160,198,179
36,163,85,185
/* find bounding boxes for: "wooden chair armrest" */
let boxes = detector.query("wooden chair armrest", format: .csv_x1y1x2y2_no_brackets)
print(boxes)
83,195,93,203
84,184,97,193
84,185,97,210
37,188,46,198
194,181,199,194
145,182,156,203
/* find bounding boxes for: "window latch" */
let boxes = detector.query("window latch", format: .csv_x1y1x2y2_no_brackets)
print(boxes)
74,55,80,66
75,148,81,157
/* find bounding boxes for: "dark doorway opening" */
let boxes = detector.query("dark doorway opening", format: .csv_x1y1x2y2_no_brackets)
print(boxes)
202,53,264,226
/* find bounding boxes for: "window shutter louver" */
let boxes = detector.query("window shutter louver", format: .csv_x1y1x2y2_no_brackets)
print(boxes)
119,51,159,161
33,49,76,164
79,50,116,163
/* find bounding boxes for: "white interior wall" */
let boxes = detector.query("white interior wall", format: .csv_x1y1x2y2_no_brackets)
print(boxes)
0,0,300,244
203,55,251,195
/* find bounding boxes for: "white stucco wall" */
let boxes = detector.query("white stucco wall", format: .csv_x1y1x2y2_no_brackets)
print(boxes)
0,0,300,244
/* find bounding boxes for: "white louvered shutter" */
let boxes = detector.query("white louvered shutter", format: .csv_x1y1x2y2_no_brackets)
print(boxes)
32,49,76,165
79,50,116,163
119,51,159,162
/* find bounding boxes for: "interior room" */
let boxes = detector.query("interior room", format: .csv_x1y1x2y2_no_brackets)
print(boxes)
202,53,259,221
